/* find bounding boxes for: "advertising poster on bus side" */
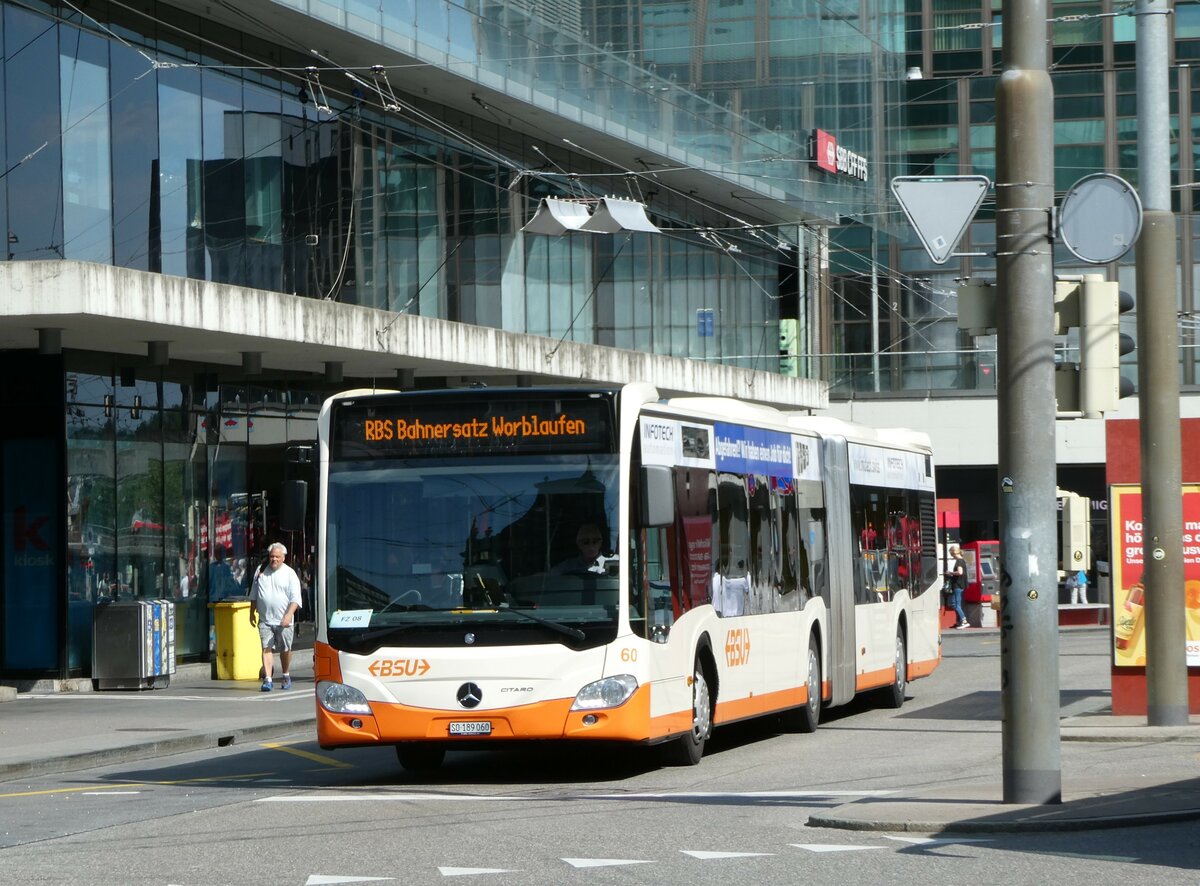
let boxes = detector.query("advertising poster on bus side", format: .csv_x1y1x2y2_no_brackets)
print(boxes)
1109,484,1200,667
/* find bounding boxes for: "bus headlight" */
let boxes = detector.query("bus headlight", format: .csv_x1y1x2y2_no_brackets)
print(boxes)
316,680,373,715
570,674,638,710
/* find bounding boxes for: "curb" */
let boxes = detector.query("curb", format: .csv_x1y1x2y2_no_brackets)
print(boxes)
0,717,315,783
1062,729,1200,743
806,805,1200,834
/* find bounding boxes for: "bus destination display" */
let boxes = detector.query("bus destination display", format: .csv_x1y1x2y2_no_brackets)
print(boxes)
333,395,614,458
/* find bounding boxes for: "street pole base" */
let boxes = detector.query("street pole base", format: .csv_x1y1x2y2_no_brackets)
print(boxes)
1003,769,1062,805
1147,704,1189,727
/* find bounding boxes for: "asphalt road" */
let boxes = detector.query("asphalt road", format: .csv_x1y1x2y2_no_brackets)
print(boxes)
1,630,1197,885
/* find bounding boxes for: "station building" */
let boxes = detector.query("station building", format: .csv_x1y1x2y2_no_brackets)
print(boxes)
1,0,1196,680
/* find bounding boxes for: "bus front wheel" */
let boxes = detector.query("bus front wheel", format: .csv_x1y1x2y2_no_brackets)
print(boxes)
395,743,446,771
664,661,712,766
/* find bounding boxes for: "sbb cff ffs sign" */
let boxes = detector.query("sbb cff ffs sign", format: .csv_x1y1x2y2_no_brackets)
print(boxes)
811,129,868,182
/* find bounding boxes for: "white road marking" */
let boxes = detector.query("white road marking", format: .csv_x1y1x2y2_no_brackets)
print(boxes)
593,790,895,800
16,691,312,702
262,788,894,805
562,858,655,869
439,868,517,877
259,793,528,802
83,791,141,796
884,836,994,846
791,844,887,853
681,850,774,859
305,876,395,885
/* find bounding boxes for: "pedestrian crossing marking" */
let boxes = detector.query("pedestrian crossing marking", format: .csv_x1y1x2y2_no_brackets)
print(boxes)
562,858,655,868
791,844,886,853
439,868,517,877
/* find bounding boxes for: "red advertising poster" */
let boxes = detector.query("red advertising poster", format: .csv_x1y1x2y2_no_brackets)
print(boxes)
215,513,233,552
680,515,713,610
1110,484,1200,667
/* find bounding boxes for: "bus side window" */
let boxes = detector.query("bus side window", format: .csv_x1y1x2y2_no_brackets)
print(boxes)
672,466,715,622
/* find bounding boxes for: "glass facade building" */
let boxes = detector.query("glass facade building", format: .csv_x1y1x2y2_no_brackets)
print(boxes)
827,0,1200,397
0,0,903,677
17,0,1193,675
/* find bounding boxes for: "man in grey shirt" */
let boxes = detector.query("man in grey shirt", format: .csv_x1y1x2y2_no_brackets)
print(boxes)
249,542,302,691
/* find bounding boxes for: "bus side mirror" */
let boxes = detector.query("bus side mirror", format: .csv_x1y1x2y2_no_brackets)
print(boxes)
279,479,308,531
639,465,674,527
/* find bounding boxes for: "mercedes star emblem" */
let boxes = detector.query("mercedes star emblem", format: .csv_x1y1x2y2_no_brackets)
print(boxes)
457,682,483,709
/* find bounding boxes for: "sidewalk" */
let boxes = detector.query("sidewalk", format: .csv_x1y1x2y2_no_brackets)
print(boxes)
809,710,1200,833
0,649,316,783
805,625,1200,832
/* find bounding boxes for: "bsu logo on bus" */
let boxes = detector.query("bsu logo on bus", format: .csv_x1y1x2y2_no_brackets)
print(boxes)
368,658,431,677
724,628,751,667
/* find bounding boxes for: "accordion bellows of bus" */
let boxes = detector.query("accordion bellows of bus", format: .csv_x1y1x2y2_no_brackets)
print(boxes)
309,383,941,771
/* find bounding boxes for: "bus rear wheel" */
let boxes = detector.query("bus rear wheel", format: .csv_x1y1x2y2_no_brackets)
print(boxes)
664,662,712,766
781,636,821,733
395,743,446,771
883,630,907,709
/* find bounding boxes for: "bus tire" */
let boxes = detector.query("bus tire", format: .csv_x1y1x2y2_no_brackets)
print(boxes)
664,660,712,766
884,629,907,709
395,743,446,771
782,635,821,734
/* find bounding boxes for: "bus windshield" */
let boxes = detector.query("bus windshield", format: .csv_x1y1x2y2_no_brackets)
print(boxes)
325,454,621,646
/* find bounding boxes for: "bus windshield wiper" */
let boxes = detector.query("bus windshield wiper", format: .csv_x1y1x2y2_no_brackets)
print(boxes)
497,604,586,641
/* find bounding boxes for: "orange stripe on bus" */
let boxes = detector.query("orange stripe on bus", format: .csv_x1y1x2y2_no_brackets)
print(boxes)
856,653,940,691
713,685,809,725
907,654,940,680
313,642,939,752
855,665,896,693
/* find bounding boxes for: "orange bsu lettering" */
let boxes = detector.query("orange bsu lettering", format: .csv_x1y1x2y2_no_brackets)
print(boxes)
724,628,751,667
368,658,431,677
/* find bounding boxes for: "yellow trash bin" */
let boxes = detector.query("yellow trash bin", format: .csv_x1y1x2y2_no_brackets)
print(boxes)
210,600,262,681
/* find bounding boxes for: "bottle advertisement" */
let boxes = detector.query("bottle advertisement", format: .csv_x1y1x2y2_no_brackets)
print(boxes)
1110,484,1200,667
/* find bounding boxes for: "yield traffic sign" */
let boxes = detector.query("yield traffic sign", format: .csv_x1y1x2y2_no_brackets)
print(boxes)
890,175,990,264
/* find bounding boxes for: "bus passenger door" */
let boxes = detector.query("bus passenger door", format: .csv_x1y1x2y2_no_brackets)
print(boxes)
821,437,856,706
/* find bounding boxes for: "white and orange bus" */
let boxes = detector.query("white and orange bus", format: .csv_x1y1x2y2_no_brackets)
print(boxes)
312,383,941,769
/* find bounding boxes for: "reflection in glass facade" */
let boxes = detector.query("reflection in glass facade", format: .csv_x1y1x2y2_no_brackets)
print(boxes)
63,363,322,668
0,0,907,676
843,0,1200,397
0,0,910,373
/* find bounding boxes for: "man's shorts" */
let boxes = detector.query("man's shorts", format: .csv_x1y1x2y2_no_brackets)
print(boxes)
259,622,295,652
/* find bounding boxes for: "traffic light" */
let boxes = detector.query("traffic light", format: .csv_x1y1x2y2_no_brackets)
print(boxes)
956,278,996,336
1054,274,1135,418
779,318,799,377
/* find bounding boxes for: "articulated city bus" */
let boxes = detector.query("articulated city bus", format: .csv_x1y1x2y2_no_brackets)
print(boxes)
312,383,941,769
